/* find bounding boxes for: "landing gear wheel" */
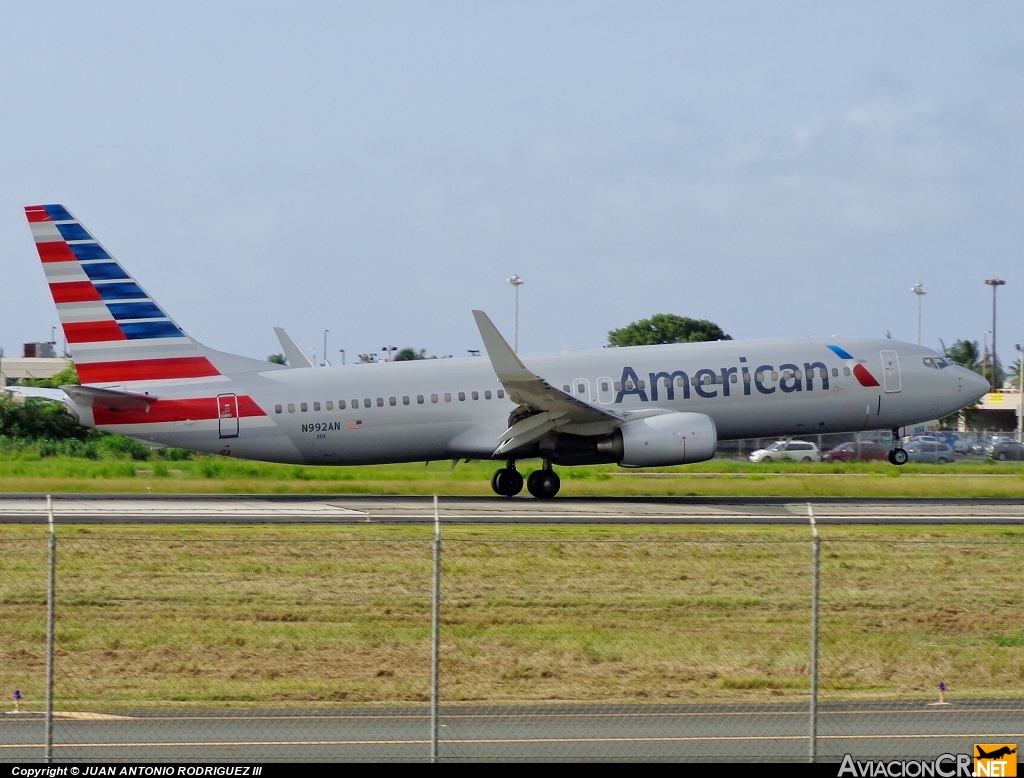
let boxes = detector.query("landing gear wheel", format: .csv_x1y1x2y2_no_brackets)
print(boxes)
490,466,524,497
888,448,909,466
526,469,561,499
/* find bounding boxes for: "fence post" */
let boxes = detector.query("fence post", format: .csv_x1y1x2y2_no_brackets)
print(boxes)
45,495,56,762
808,503,820,763
430,495,441,763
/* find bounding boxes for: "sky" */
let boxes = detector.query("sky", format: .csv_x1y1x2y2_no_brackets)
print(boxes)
2,2,1024,371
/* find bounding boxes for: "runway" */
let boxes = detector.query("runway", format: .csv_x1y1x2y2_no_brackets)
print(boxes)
3,701,1022,762
1,494,1024,525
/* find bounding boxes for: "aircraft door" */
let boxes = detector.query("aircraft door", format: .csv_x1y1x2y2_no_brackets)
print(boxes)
217,393,240,439
597,377,614,404
880,350,901,393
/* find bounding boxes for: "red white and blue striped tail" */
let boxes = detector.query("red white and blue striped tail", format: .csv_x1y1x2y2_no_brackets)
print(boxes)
25,204,223,386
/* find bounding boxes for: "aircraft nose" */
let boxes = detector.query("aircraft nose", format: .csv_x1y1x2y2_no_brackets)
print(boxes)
964,368,990,402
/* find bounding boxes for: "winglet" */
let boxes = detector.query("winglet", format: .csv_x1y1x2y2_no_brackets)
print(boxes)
471,310,534,386
274,327,315,368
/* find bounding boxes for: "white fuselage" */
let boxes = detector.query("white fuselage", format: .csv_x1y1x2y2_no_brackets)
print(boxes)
78,337,988,466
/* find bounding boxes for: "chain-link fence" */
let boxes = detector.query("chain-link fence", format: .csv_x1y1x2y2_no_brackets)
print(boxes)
2,517,1022,762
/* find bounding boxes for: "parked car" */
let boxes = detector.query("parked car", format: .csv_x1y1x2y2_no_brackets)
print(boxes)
904,441,955,464
749,440,821,463
990,440,1024,461
983,435,1018,456
821,441,890,463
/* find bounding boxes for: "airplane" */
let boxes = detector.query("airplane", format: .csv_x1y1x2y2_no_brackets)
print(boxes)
24,204,990,499
976,746,1016,760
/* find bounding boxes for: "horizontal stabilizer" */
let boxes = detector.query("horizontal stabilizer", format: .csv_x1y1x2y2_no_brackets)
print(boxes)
63,385,157,411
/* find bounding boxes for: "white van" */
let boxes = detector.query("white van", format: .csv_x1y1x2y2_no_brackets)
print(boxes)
749,440,821,463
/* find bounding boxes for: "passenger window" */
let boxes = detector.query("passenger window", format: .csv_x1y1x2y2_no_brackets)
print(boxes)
497,389,505,399
417,395,424,404
326,401,333,411
287,403,295,413
431,394,439,403
444,393,452,402
313,401,321,411
389,396,397,406
471,391,479,400
363,399,372,408
274,404,283,414
376,397,384,407
339,400,346,410
300,402,308,412
563,385,571,392
484,390,492,400
458,392,465,401
402,396,410,405
832,368,839,377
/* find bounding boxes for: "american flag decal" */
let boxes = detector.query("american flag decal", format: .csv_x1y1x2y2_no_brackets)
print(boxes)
347,419,363,430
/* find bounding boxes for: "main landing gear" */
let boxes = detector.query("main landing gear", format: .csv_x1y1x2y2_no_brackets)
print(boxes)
490,460,561,499
888,427,909,465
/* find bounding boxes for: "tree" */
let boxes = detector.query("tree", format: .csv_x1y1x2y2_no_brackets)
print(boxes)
393,347,428,362
942,339,981,373
21,362,80,388
940,339,986,428
608,314,731,347
267,354,287,365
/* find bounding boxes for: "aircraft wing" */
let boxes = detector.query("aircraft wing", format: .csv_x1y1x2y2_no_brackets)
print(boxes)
472,310,621,454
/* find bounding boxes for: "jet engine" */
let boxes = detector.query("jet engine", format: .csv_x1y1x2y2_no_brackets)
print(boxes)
596,412,717,467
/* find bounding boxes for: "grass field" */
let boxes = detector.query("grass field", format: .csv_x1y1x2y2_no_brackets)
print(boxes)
1,523,1022,709
0,451,1023,497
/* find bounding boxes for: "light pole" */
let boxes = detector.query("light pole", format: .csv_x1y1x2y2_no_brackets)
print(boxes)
508,274,524,352
983,331,991,393
382,345,396,362
339,349,345,366
911,283,926,345
322,329,329,367
1017,344,1023,443
985,276,1005,391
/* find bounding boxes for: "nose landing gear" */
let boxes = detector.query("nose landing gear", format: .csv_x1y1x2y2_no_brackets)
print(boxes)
888,428,909,465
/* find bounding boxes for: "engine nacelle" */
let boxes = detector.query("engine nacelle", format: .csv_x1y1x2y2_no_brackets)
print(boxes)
597,412,717,468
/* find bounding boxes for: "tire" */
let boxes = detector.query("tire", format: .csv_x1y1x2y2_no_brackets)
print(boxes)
491,467,524,497
890,448,909,466
526,469,560,500
997,452,1008,461
801,457,812,463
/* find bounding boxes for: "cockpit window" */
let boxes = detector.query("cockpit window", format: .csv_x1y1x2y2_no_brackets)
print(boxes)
923,358,936,369
923,357,951,369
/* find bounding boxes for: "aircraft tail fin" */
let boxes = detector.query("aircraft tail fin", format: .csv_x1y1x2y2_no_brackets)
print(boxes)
26,205,267,385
